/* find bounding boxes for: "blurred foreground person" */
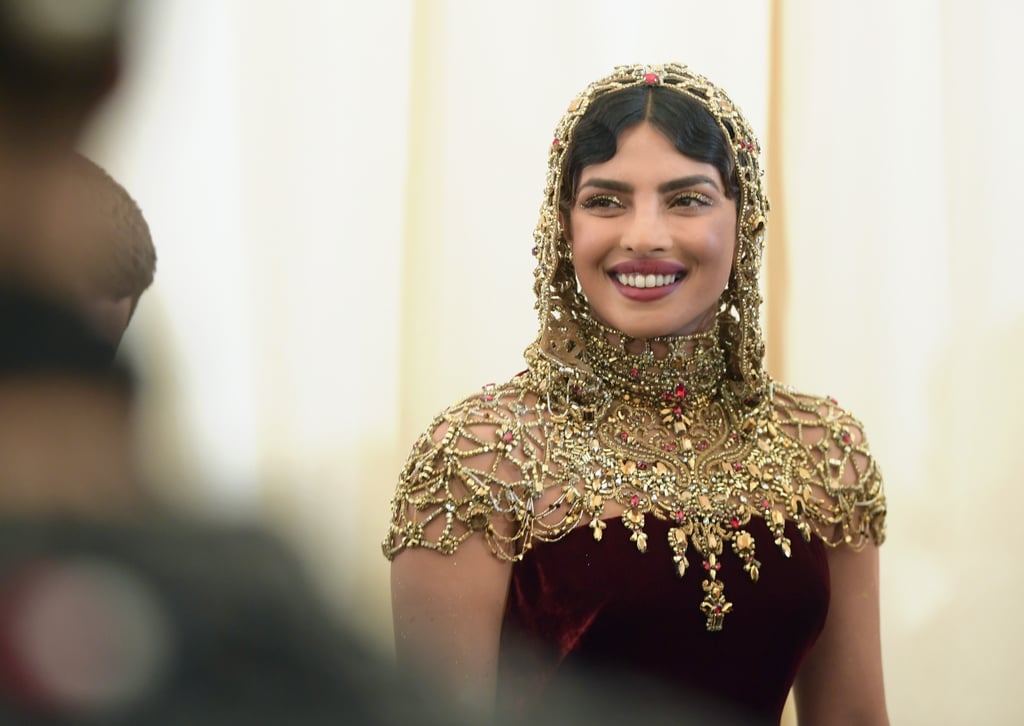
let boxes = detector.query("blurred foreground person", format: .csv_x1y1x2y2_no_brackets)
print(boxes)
0,2,464,724
0,0,123,284
0,2,155,349
0,292,422,724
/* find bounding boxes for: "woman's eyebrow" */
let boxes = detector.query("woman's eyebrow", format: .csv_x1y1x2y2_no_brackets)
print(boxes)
658,175,721,193
578,175,721,194
577,178,632,193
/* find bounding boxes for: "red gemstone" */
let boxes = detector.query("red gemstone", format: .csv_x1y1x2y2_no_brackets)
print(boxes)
637,461,648,470
629,368,639,378
663,444,677,452
714,606,722,614
482,394,494,402
696,440,709,451
730,433,738,442
760,499,770,509
673,406,682,415
703,561,710,571
732,462,744,471
829,396,838,404
531,246,538,256
629,495,640,507
643,72,659,84
675,384,687,398
841,431,852,444
552,138,560,146
674,510,685,522
502,431,514,443
619,431,629,441
730,517,740,529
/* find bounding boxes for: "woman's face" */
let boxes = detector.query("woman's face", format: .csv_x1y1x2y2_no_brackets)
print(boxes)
565,122,737,339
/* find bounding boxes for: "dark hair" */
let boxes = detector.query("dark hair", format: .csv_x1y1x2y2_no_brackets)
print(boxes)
0,0,125,133
560,86,739,211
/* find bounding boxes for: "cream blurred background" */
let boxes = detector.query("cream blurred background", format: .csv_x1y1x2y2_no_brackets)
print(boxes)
81,1,1022,723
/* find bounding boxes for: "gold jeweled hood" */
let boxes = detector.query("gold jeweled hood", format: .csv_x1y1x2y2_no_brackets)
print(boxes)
526,63,770,404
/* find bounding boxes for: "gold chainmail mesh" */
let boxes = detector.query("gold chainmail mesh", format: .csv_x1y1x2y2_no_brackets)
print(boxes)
384,63,885,631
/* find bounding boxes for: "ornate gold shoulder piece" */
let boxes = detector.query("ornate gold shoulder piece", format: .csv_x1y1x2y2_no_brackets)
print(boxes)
771,385,887,547
383,379,551,562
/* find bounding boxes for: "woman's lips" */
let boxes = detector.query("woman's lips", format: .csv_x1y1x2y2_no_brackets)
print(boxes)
608,260,686,276
613,271,681,289
609,271,684,301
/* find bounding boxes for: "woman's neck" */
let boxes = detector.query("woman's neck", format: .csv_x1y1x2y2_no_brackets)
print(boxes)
618,331,704,360
580,315,726,408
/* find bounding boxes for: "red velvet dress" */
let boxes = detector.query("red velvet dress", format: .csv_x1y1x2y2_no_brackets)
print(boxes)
499,517,829,725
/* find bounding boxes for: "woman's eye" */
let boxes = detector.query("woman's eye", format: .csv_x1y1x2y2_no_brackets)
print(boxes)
579,195,624,209
670,193,712,208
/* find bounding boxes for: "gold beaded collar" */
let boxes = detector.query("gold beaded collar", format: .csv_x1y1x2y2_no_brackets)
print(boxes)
579,315,726,412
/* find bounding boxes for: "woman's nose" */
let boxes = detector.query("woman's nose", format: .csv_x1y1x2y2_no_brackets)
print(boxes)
620,204,670,253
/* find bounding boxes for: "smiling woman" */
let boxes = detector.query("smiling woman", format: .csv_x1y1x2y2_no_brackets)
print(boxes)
566,123,737,338
384,63,887,725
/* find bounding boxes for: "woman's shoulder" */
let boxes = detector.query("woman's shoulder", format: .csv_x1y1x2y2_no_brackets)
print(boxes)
383,375,547,562
769,382,887,548
770,383,872,440
407,375,546,455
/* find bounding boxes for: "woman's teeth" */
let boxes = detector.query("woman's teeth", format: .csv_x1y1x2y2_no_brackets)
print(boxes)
615,272,679,289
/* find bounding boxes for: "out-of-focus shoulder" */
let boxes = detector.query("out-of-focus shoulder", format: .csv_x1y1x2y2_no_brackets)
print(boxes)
383,376,549,562
771,383,887,548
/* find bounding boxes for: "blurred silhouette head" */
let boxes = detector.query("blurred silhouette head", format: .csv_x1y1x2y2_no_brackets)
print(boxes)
0,0,124,145
46,153,156,348
0,1,143,348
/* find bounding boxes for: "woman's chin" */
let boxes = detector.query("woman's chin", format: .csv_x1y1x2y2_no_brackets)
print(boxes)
585,298,721,340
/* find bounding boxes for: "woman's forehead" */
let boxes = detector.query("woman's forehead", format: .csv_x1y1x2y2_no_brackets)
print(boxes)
574,124,726,190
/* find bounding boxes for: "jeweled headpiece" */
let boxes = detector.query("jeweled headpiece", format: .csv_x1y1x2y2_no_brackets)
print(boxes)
527,63,769,403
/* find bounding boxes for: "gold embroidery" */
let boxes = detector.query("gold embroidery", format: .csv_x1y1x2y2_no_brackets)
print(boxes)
384,324,885,631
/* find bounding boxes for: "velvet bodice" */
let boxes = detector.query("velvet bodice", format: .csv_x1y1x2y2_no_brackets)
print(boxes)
499,518,829,725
